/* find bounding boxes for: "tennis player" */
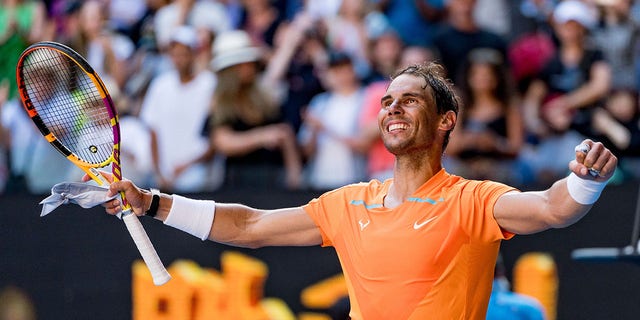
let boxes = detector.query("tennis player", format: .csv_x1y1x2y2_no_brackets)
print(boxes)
100,62,617,319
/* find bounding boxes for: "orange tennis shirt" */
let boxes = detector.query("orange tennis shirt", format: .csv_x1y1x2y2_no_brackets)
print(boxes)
303,169,517,320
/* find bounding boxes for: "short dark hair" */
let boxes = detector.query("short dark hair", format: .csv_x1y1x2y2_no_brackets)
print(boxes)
327,50,353,68
391,62,460,150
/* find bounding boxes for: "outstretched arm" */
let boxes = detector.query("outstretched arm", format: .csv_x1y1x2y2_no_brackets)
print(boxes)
494,139,617,235
101,180,322,248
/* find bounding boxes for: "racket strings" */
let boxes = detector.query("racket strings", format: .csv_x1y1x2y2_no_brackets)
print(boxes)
21,48,114,165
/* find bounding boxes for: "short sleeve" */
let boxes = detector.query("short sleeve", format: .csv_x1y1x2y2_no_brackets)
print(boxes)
457,180,517,243
302,187,354,247
303,197,334,247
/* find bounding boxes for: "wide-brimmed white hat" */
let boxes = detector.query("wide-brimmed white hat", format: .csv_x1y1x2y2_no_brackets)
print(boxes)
210,30,262,71
553,0,597,29
170,25,198,50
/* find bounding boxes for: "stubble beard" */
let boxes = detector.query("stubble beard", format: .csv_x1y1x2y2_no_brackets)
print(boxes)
384,135,434,171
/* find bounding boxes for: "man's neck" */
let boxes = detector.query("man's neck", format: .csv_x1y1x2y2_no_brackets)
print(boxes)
385,154,443,208
334,83,359,96
179,73,195,84
450,16,477,33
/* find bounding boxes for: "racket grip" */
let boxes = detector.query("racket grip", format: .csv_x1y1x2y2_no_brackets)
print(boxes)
122,213,171,285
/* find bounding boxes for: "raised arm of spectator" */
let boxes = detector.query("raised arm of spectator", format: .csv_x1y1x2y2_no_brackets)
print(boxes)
263,12,316,84
522,78,550,136
414,0,445,21
562,61,612,111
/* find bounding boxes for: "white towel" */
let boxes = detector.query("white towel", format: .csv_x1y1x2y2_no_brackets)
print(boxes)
40,181,121,218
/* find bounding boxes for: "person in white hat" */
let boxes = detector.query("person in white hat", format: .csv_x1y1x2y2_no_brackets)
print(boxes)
210,30,264,73
552,0,598,29
520,0,612,184
591,0,640,91
206,29,303,190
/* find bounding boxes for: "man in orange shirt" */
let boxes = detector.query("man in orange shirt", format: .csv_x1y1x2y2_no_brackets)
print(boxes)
100,63,617,319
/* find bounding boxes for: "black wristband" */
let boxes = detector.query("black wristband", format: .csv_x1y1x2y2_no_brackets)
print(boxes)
146,188,161,217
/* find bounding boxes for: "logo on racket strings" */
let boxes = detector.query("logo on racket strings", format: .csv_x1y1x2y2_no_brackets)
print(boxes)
89,145,98,153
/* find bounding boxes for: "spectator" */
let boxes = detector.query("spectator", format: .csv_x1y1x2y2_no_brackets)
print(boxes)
521,0,611,184
507,25,556,97
207,29,302,189
121,0,172,113
298,51,367,190
103,78,155,188
434,0,508,86
473,0,511,39
322,0,372,80
304,0,342,20
373,0,445,47
591,89,640,155
586,88,640,180
218,0,244,29
445,48,530,186
153,0,230,52
64,0,136,92
108,0,148,37
139,26,222,192
271,11,328,132
398,45,439,69
192,21,218,74
126,0,171,53
519,0,556,27
507,0,558,95
0,68,78,194
238,0,285,49
363,27,404,85
0,0,49,100
591,0,640,91
48,0,81,43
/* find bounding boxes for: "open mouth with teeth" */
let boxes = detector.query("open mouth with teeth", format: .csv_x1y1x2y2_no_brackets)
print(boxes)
387,123,408,132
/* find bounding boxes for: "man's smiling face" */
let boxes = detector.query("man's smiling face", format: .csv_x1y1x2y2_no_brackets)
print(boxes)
378,74,441,155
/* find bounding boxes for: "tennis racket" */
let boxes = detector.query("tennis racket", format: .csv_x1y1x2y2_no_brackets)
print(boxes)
16,41,171,285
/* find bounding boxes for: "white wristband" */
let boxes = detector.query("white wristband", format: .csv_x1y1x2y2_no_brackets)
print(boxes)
164,195,215,240
566,172,607,205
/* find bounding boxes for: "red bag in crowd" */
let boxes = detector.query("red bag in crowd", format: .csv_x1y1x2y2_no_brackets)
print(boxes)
508,32,556,81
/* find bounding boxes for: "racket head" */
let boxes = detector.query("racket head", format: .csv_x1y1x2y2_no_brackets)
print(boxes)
15,41,125,185
16,43,169,283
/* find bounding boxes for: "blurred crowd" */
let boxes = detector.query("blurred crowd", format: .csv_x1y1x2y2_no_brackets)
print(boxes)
1,0,639,196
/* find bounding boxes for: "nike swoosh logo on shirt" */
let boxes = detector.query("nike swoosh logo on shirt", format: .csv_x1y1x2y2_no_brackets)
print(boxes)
359,219,371,231
413,216,438,229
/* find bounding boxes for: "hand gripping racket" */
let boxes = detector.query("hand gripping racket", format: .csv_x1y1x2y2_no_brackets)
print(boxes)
16,41,171,285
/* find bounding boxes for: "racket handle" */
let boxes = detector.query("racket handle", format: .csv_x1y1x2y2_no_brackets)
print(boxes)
122,213,171,285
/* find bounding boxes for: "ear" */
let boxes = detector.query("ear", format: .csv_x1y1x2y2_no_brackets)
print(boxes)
439,111,457,131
